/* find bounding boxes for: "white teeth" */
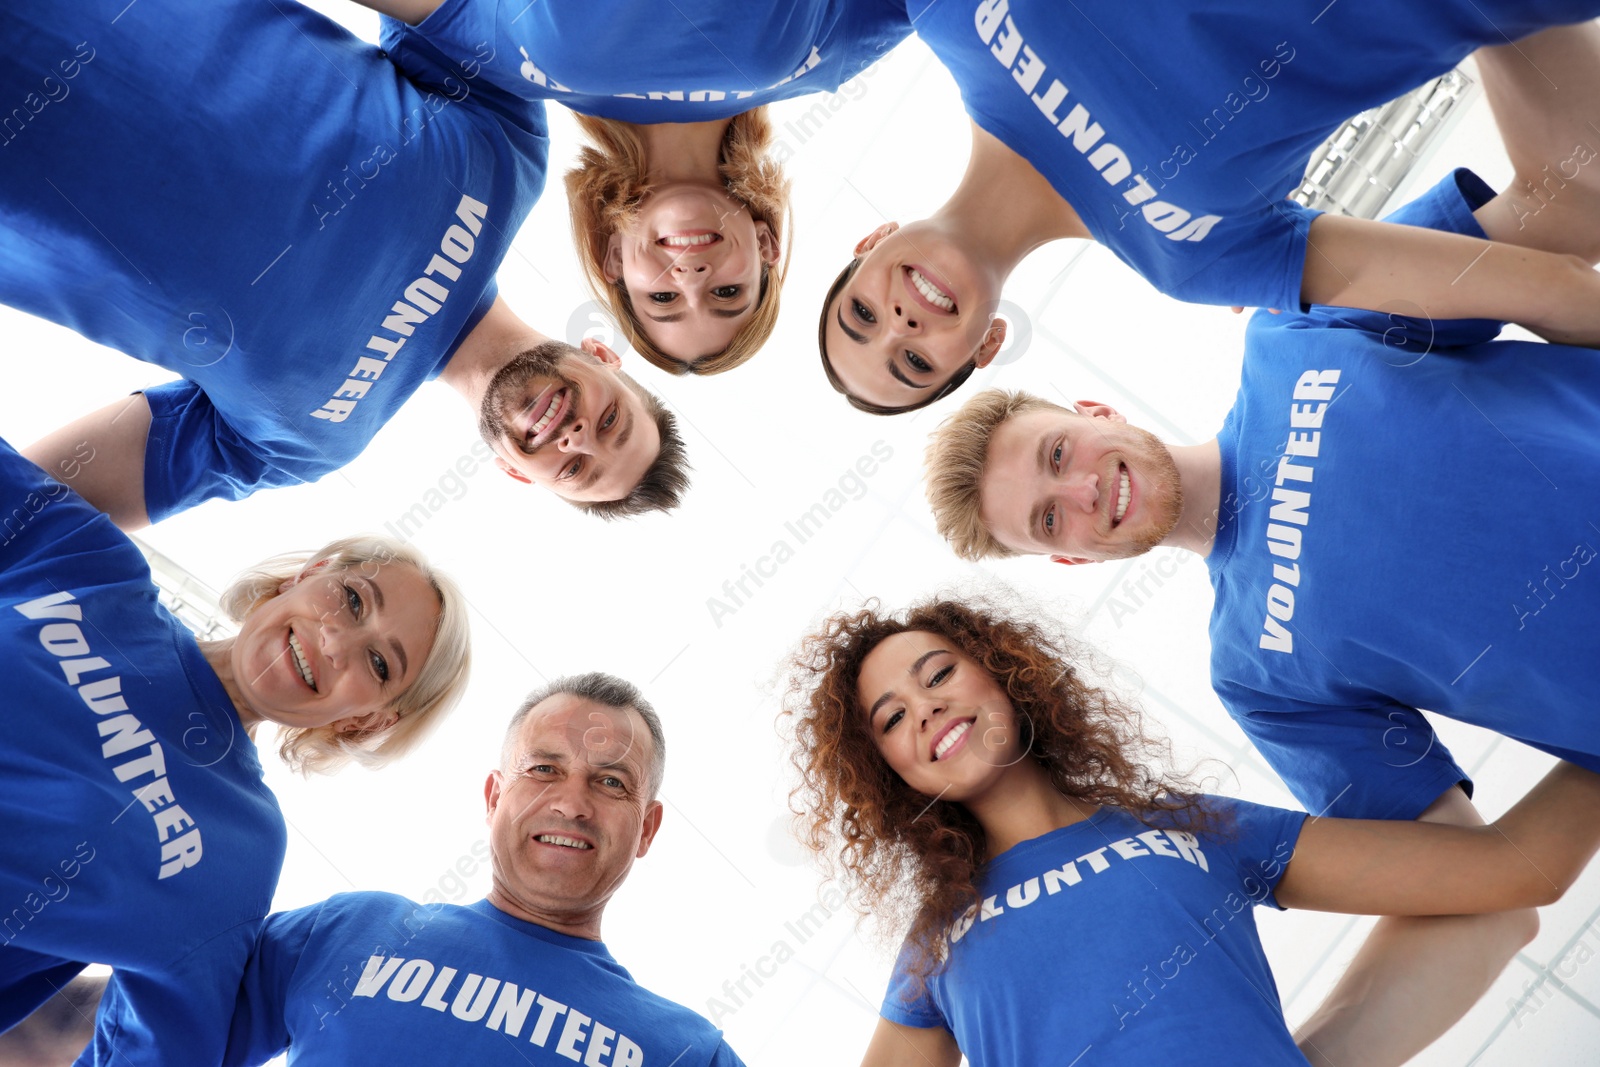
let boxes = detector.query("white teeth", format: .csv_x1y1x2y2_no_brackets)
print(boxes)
1114,469,1130,524
908,268,954,311
537,835,592,849
934,720,972,760
530,391,562,436
660,234,718,247
287,632,315,690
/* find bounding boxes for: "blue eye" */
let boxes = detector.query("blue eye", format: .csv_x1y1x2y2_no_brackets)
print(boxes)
1052,445,1063,467
370,650,390,683
345,585,363,615
1044,507,1055,533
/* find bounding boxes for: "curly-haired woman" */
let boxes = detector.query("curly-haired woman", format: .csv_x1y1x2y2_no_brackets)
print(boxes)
786,596,1600,1065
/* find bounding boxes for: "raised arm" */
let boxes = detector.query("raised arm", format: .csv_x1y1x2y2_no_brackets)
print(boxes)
1300,213,1600,347
21,393,153,531
1279,760,1600,915
0,975,106,1067
860,1017,962,1067
345,0,442,25
1282,764,1600,1067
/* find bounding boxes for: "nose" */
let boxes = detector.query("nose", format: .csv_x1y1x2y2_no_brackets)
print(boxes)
1061,469,1100,513
317,617,350,671
557,414,588,452
670,261,710,275
915,694,947,731
891,299,921,334
547,775,594,821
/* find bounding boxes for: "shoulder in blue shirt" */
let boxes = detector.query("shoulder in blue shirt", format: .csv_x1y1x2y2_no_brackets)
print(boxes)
0,0,546,521
1208,169,1600,820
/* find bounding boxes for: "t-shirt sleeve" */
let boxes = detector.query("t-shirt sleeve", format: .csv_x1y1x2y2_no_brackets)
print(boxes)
83,919,260,1067
0,434,135,582
141,381,310,524
1258,168,1506,348
1158,198,1319,313
1190,796,1310,912
879,936,950,1031
1217,685,1471,822
378,3,549,136
222,904,326,1067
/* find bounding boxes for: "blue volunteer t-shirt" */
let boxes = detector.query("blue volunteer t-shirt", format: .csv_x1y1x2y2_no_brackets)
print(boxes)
914,0,1600,309
1208,169,1600,822
882,800,1309,1064
225,893,744,1066
0,438,286,1066
384,0,911,122
0,0,548,522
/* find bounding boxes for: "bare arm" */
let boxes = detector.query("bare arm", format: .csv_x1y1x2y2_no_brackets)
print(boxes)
1300,213,1600,347
0,975,106,1067
345,0,443,25
860,1017,962,1067
21,393,152,531
1279,761,1600,914
1473,21,1600,263
1286,764,1600,1067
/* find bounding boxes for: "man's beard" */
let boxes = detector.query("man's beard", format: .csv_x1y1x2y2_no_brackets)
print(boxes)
477,347,578,449
1111,424,1184,559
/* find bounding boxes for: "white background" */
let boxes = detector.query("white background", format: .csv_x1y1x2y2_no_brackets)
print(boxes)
4,4,1597,1062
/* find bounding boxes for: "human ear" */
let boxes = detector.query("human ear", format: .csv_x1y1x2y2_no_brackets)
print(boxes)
493,457,533,485
853,221,900,257
580,338,622,368
754,219,780,266
1071,400,1127,425
484,769,505,823
973,318,1009,369
602,232,624,284
635,800,664,858
277,558,332,594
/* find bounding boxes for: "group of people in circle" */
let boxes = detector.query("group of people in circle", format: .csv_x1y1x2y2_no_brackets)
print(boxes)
5,0,1600,1064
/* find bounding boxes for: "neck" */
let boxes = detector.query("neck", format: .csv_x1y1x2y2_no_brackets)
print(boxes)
437,297,552,411
486,883,604,941
1160,440,1223,557
635,119,731,185
929,121,1091,290
198,638,262,738
964,760,1096,856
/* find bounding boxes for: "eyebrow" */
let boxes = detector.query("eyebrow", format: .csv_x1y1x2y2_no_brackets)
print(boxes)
711,303,750,319
645,311,685,323
365,577,409,681
886,359,931,391
866,648,948,722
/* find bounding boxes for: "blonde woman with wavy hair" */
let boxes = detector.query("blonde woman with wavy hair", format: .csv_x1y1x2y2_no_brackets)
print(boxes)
566,110,792,375
0,433,471,1065
355,0,914,372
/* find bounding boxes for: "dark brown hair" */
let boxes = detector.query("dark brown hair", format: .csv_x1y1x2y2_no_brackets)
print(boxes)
785,595,1210,980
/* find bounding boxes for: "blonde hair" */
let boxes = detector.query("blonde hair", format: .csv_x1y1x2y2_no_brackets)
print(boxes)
565,111,793,376
925,389,1067,562
218,536,472,775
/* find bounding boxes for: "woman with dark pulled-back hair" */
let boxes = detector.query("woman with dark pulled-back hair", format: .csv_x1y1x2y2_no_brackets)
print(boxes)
785,596,1600,1066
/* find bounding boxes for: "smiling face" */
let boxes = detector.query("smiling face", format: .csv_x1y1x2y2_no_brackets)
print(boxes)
857,630,1030,803
485,695,662,929
479,340,662,503
823,222,1005,410
230,561,441,734
604,183,778,365
980,406,1184,561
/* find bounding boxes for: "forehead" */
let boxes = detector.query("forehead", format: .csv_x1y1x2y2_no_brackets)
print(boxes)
857,630,951,700
979,408,1076,541
510,694,652,773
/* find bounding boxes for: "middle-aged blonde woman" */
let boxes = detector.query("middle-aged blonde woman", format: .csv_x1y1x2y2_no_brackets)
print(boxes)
0,437,471,1067
363,0,913,374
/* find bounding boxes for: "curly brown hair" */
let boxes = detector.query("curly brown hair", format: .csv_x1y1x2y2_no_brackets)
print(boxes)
785,595,1212,982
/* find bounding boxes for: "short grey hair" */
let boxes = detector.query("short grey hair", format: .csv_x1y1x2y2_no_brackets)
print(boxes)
503,672,666,797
